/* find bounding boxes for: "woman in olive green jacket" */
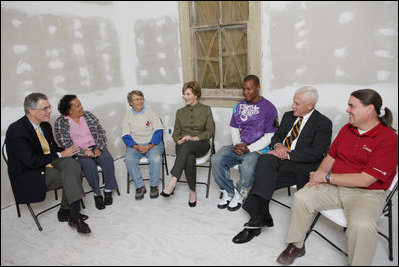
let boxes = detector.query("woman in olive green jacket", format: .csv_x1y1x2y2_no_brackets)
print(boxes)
160,81,215,207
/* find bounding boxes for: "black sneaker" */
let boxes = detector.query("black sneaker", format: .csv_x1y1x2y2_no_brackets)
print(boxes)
104,191,113,205
94,195,105,210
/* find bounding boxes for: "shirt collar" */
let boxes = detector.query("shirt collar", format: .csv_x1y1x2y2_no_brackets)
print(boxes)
131,107,145,115
350,122,383,137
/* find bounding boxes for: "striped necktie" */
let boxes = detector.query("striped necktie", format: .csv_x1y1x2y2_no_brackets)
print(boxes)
36,127,53,168
283,116,303,150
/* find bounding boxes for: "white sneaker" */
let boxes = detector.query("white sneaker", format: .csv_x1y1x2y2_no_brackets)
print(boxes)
227,189,243,211
217,189,232,209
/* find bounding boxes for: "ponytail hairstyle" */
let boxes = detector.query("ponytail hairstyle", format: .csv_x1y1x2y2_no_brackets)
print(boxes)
350,89,396,132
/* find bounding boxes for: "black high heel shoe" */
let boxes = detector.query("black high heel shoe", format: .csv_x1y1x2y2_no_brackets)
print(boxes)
188,201,196,207
160,188,175,197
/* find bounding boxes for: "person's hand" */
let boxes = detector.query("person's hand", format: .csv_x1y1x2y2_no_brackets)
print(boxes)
306,171,328,189
83,148,94,157
232,143,249,156
271,143,290,160
93,148,102,158
61,145,80,157
178,135,199,145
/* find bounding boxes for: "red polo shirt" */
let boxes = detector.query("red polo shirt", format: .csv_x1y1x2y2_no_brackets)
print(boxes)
329,122,398,190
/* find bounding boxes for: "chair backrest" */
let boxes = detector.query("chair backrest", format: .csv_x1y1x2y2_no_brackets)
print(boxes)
2,142,8,166
196,135,215,165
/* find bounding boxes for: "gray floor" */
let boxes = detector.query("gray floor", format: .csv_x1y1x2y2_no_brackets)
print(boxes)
1,156,398,266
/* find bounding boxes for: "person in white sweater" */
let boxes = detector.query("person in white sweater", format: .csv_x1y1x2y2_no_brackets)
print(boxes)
122,90,164,200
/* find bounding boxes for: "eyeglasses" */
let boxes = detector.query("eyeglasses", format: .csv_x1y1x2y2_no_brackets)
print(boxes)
33,105,52,112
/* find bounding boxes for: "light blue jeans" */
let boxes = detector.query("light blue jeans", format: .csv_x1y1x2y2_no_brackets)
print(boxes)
211,145,260,197
124,142,164,189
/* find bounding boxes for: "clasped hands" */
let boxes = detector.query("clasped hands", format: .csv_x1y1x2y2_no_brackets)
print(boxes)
268,143,290,160
177,135,199,145
83,147,102,158
132,144,154,154
306,170,328,189
232,143,249,156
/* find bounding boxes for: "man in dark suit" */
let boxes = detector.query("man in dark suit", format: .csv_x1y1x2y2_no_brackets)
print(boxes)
5,93,91,234
232,86,332,243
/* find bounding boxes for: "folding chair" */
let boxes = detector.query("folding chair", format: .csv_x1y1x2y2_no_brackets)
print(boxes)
304,173,398,261
127,138,169,193
177,136,215,198
2,142,84,231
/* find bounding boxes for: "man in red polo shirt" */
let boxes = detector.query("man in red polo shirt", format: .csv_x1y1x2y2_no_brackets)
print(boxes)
276,89,398,266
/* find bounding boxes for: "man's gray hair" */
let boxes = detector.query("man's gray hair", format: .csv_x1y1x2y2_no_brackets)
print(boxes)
24,92,48,115
295,86,319,105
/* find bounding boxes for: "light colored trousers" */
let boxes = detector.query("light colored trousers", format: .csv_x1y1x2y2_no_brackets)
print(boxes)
285,184,388,266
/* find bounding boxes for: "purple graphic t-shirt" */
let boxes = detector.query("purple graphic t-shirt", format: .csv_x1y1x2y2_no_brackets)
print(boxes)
230,97,278,145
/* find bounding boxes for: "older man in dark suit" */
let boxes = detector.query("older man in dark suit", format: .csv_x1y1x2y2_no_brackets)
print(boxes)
5,93,91,234
232,86,332,243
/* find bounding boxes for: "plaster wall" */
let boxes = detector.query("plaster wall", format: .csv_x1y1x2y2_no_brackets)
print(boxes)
1,1,397,208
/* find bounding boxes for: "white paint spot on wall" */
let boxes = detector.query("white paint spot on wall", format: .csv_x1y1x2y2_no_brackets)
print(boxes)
106,74,113,81
12,19,23,28
296,40,307,49
338,12,355,23
79,67,91,86
297,30,309,37
377,70,391,81
74,31,83,38
96,42,110,50
73,19,82,30
160,67,166,77
73,44,85,55
294,20,307,31
23,80,33,87
102,53,110,61
13,45,28,54
46,49,59,57
374,50,394,58
140,70,148,76
335,68,349,77
53,75,65,86
156,36,163,43
137,38,145,46
334,46,348,58
16,61,32,74
108,110,117,117
48,25,57,34
157,52,166,59
295,65,308,76
49,59,64,70
378,27,397,36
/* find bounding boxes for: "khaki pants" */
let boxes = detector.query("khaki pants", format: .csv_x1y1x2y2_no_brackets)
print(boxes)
285,184,388,266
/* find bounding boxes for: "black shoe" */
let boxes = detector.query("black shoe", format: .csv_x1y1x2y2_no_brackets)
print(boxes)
188,201,196,207
57,210,88,222
104,191,113,205
94,195,105,210
244,215,274,229
232,228,261,244
160,188,175,197
68,218,91,234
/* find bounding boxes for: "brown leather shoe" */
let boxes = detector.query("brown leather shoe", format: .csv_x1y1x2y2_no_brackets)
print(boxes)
150,186,159,199
57,211,88,222
68,218,91,234
276,243,305,265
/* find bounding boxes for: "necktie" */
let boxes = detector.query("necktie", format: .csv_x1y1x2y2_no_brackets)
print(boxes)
36,127,53,168
283,116,303,150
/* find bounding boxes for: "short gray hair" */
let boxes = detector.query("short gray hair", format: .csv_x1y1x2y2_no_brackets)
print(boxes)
24,92,48,115
295,86,319,105
127,90,144,103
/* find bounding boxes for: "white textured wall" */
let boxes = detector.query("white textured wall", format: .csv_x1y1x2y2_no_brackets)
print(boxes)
1,1,397,208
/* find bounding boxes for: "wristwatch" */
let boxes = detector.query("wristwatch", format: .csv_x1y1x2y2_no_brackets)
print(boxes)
325,172,332,184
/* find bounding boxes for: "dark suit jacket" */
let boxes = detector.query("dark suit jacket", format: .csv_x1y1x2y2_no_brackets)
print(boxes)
5,116,62,204
270,109,332,188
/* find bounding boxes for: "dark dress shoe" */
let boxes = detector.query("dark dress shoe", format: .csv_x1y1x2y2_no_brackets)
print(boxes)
188,201,196,207
104,191,113,205
57,212,88,222
94,195,106,210
244,215,274,229
276,243,305,264
160,188,175,197
68,218,91,234
232,228,261,244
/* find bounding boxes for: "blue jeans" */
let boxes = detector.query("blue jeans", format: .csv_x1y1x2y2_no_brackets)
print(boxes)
211,145,260,197
124,142,164,189
77,148,119,196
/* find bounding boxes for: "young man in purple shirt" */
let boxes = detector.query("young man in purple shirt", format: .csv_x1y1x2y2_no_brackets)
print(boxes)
212,75,278,211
